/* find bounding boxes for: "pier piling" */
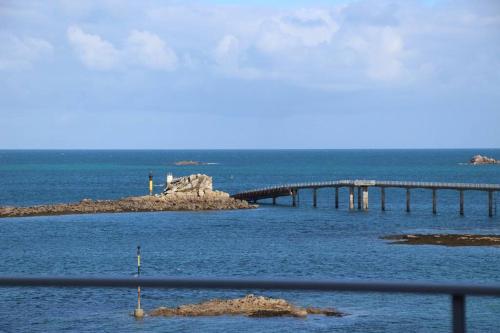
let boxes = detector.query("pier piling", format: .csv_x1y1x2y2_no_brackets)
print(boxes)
292,189,297,207
349,187,354,210
313,188,317,208
381,187,385,211
432,189,437,215
406,189,411,213
489,191,493,217
272,197,276,205
460,190,464,216
335,187,339,209
362,187,369,210
357,187,362,210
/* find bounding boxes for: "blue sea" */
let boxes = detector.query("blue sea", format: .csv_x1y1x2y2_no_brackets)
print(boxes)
0,149,499,333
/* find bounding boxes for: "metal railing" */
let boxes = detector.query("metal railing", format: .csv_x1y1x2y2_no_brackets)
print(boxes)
2,276,500,333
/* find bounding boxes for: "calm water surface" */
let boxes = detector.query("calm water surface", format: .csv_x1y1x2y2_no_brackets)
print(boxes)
0,150,499,332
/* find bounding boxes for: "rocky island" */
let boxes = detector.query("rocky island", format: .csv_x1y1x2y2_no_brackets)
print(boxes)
382,234,500,247
0,174,255,218
149,294,344,318
470,155,498,165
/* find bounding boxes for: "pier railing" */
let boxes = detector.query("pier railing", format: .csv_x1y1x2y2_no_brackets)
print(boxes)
2,276,500,333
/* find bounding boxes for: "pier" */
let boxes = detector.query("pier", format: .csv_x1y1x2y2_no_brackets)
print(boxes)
232,180,499,217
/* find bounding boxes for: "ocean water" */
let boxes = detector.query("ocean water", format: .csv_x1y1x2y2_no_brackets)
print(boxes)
0,149,499,333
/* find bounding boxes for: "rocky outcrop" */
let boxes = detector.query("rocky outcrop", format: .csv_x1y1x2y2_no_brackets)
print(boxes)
0,174,256,218
383,234,500,247
149,294,344,318
470,155,498,165
164,174,213,196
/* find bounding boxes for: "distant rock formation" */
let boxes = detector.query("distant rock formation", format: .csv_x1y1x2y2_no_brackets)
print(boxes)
149,294,345,318
175,160,202,166
470,155,498,165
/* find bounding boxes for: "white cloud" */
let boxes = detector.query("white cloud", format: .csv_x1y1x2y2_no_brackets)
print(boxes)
67,26,177,71
67,26,119,70
0,33,53,70
126,30,177,70
214,35,240,66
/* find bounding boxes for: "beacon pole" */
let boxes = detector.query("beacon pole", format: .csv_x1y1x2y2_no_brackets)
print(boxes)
134,245,144,318
149,172,153,196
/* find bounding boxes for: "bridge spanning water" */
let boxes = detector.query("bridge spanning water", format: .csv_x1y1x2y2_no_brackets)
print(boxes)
232,180,500,217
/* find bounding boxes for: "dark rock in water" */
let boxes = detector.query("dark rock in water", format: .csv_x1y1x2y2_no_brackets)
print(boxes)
470,155,498,165
149,294,345,318
382,234,500,247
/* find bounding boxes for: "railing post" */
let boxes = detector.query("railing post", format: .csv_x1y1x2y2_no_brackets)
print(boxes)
452,294,466,333
335,187,339,209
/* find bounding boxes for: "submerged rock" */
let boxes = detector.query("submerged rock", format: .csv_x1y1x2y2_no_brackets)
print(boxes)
149,294,344,318
382,234,500,247
470,155,498,165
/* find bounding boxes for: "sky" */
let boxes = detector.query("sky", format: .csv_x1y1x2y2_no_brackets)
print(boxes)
0,0,499,149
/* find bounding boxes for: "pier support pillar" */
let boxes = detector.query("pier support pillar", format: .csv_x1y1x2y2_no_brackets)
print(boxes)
406,188,411,213
292,189,297,207
349,187,354,210
272,197,276,205
313,188,317,208
357,187,362,210
489,191,493,217
381,187,385,211
335,187,339,209
362,186,369,210
459,190,464,216
432,189,437,215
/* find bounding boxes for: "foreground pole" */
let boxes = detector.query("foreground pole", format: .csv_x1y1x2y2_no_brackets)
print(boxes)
134,246,144,318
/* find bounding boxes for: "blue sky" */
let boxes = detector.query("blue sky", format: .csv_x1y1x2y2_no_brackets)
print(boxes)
0,0,499,149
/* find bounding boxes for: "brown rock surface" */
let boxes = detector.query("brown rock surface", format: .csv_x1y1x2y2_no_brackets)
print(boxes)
149,294,344,318
382,234,500,247
0,190,255,219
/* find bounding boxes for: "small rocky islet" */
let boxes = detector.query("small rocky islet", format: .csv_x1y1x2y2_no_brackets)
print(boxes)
0,174,255,218
469,154,498,165
149,294,345,318
382,234,500,247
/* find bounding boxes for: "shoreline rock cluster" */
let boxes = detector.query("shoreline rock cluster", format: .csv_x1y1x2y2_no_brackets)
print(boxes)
470,155,498,165
382,234,500,247
0,174,255,218
149,294,344,318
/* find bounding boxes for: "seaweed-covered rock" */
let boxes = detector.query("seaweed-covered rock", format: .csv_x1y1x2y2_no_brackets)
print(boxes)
149,294,344,318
